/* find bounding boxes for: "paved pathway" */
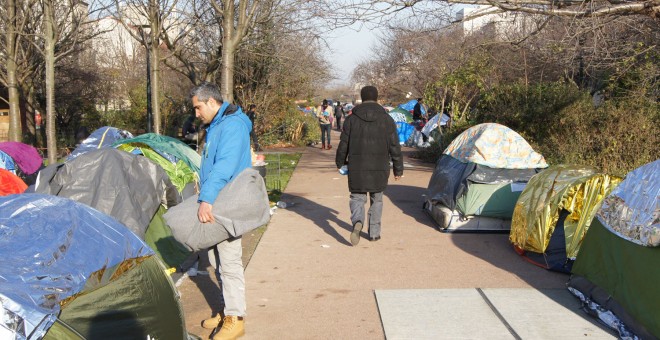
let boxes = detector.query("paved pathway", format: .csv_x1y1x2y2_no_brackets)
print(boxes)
178,129,608,339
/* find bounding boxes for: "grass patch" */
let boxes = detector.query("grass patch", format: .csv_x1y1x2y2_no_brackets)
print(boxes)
263,152,302,203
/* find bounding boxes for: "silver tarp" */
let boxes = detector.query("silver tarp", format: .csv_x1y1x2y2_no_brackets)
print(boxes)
597,159,660,247
0,194,153,339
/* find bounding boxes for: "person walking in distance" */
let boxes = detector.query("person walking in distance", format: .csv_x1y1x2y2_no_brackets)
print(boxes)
334,101,345,131
317,99,333,150
191,82,250,339
335,86,403,245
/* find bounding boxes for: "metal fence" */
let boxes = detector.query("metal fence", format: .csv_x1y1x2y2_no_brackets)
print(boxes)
262,153,296,192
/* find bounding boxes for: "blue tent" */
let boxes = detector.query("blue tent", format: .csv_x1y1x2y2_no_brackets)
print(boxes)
398,99,426,115
67,126,133,161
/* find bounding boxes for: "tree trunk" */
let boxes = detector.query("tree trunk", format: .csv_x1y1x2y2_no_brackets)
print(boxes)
44,0,57,164
6,0,21,142
150,36,161,134
220,0,236,103
220,42,236,103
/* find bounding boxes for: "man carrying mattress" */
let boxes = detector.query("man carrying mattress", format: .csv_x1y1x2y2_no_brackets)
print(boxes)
191,82,251,340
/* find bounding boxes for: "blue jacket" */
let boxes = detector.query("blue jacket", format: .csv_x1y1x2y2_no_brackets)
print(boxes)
198,102,252,204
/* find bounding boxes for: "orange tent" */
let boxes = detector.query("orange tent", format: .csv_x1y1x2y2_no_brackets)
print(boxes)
0,169,27,195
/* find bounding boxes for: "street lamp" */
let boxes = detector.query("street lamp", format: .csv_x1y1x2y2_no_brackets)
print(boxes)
138,25,152,133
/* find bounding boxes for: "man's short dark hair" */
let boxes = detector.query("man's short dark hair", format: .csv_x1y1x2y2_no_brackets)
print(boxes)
360,86,378,102
249,104,256,109
190,82,223,104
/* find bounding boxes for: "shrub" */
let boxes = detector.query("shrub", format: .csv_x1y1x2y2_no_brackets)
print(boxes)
259,106,320,147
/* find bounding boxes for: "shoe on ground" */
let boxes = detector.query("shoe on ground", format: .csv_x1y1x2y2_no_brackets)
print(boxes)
213,315,245,340
202,313,224,330
351,221,363,246
369,236,381,242
326,144,332,150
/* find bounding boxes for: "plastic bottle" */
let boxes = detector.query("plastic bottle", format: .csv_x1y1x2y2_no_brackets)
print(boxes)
276,201,292,209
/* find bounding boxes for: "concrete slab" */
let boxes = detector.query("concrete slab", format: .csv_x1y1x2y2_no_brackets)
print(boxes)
483,288,616,339
375,288,616,340
375,289,514,340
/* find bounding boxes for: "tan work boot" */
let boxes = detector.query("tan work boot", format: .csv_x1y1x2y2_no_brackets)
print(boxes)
201,312,224,330
213,316,245,340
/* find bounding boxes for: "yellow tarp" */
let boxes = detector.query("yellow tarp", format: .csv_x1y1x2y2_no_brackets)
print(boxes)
510,164,622,258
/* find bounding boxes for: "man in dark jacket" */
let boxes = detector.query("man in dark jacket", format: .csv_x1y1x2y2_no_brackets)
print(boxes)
335,86,403,245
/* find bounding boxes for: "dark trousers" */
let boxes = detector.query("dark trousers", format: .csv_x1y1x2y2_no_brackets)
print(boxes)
335,115,342,130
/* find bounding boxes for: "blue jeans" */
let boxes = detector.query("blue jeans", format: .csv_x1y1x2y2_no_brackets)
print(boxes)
320,124,331,145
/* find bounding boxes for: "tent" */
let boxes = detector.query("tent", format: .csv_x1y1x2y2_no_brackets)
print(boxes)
421,113,450,140
0,141,42,176
509,164,622,273
388,107,413,123
113,133,201,174
0,150,16,172
113,133,201,267
567,159,660,339
398,99,426,115
389,108,414,145
35,148,181,239
0,168,27,195
424,123,548,232
67,126,133,161
0,194,189,339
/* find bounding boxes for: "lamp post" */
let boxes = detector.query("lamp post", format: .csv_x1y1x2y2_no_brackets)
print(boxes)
139,25,152,133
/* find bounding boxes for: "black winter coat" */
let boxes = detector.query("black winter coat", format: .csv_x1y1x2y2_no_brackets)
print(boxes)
335,101,403,193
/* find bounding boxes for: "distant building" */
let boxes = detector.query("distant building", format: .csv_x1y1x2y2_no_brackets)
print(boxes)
455,5,537,41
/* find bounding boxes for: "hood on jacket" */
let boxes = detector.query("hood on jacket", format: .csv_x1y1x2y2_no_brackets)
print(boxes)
206,102,252,133
351,101,382,122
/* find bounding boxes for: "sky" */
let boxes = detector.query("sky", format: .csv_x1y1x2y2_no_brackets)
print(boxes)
325,23,384,87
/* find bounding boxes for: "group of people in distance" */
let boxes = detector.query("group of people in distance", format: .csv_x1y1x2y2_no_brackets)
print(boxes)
184,83,402,339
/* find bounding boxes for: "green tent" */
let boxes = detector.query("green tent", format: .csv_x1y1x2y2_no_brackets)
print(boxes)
567,159,659,339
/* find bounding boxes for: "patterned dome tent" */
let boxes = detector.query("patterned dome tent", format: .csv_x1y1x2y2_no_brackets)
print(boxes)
0,194,188,339
425,123,548,232
509,164,622,273
568,159,660,339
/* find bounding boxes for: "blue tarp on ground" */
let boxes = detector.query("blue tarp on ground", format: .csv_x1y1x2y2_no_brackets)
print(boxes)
0,194,153,339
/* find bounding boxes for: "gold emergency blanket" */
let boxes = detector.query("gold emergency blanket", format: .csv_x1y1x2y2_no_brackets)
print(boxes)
510,164,622,258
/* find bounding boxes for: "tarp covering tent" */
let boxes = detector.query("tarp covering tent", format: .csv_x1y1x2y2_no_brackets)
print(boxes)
398,99,426,115
509,165,622,272
35,148,181,239
425,123,548,232
0,194,188,340
113,133,200,267
396,122,414,145
568,159,660,339
0,141,42,175
421,113,450,138
0,168,27,195
67,126,133,161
